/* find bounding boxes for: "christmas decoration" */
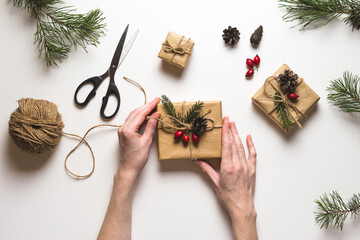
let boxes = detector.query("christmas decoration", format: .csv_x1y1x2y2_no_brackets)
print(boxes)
156,96,222,160
246,58,255,69
158,32,194,69
279,70,299,92
12,0,106,66
254,55,261,66
250,25,263,46
288,93,299,100
252,64,320,131
279,0,360,31
222,26,240,46
246,69,254,78
327,71,360,112
315,191,360,230
174,130,184,139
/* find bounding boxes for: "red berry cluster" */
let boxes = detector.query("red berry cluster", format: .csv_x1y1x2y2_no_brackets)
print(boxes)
174,130,199,144
245,55,261,78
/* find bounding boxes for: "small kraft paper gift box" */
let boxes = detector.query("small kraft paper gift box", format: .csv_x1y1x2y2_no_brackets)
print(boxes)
156,101,222,161
252,64,320,132
158,32,194,69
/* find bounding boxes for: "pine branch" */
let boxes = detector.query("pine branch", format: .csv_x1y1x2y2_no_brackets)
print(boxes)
274,92,295,131
314,191,360,230
161,95,177,118
327,71,360,112
279,0,360,31
183,101,204,123
13,0,106,66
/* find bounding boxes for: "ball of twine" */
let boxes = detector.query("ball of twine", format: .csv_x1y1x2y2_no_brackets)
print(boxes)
8,98,64,154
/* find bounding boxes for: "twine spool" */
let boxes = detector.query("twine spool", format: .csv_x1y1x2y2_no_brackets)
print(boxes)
8,98,64,153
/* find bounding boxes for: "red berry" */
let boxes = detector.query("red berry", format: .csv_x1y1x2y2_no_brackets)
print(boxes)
254,55,260,65
245,69,254,77
246,58,254,69
183,135,190,143
174,130,184,139
288,93,299,100
191,133,199,143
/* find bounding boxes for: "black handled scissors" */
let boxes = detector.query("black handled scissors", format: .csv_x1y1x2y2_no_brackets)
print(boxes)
74,24,137,119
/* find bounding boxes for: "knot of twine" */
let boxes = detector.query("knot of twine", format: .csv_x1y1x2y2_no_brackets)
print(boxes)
263,76,305,128
162,36,191,62
150,101,221,160
8,77,147,179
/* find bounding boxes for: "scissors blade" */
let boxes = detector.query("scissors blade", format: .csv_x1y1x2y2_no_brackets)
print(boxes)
118,29,139,68
109,24,129,74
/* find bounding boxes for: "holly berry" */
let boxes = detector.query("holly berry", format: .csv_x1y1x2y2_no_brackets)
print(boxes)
183,135,190,143
246,58,254,69
174,130,184,139
192,133,199,143
288,93,299,100
245,69,254,78
254,55,260,65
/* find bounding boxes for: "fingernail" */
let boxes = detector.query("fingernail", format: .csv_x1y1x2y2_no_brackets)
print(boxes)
153,112,161,118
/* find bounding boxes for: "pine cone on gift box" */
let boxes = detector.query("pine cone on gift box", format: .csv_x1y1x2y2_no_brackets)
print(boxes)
222,26,240,46
192,115,208,133
278,70,299,93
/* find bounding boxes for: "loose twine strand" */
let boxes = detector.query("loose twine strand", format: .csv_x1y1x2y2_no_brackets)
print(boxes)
63,76,146,179
258,76,306,128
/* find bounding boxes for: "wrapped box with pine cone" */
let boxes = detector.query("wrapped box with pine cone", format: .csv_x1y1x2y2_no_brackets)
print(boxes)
158,32,194,69
156,100,222,161
252,64,320,132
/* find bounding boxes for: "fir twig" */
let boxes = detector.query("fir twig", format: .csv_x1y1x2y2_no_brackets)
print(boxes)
327,71,360,112
314,191,360,230
274,91,295,131
13,0,106,66
279,0,360,31
183,101,204,123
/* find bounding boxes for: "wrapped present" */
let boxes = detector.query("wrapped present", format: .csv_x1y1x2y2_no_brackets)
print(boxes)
156,100,222,160
158,32,194,69
251,64,320,132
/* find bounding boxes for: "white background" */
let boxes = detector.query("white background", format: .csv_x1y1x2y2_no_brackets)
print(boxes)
1,0,360,239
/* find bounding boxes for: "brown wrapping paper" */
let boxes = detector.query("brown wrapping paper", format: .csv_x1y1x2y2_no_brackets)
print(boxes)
158,32,194,69
157,101,222,160
252,64,320,131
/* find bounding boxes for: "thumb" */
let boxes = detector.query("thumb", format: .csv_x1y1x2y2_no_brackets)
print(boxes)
142,112,160,142
194,160,219,187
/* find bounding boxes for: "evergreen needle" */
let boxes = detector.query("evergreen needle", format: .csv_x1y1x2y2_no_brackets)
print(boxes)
279,0,360,31
274,91,295,131
327,71,360,112
314,191,360,230
13,0,106,66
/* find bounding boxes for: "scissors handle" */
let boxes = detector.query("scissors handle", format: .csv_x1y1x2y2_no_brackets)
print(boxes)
74,77,102,106
100,82,121,119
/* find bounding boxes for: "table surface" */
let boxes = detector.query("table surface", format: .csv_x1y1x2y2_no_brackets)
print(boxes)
1,0,360,239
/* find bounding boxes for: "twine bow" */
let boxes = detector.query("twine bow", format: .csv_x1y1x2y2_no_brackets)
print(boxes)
162,36,191,62
263,76,305,128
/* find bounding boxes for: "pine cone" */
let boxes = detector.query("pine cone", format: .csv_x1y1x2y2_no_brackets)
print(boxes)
222,26,240,46
278,70,299,93
192,116,208,133
250,25,263,46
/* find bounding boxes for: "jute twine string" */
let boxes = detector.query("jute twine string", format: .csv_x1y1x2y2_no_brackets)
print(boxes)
259,76,305,128
8,77,146,179
163,36,192,62
149,101,222,160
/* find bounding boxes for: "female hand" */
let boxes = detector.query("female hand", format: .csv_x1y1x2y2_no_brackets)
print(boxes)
116,97,160,182
195,117,258,240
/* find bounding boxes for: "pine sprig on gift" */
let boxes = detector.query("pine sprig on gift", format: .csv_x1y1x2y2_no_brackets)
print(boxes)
327,71,360,112
314,191,360,230
279,0,360,31
13,0,106,66
274,92,295,131
183,101,204,123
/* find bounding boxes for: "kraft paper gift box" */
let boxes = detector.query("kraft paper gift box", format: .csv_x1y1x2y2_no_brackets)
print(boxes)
156,101,222,160
251,64,320,132
158,32,194,69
